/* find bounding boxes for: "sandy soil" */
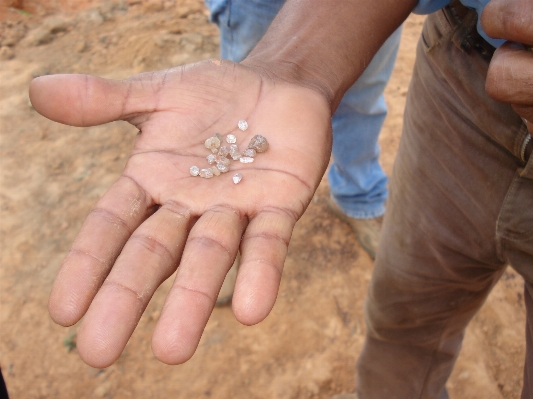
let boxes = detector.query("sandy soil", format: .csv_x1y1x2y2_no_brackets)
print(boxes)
0,1,526,398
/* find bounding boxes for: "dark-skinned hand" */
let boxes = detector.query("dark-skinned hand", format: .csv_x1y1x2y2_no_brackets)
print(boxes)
29,60,332,368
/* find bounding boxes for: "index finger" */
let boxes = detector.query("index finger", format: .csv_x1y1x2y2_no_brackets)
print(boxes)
482,0,533,44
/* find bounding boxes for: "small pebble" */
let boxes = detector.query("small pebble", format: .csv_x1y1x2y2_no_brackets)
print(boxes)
217,163,229,173
206,153,217,164
248,135,269,153
216,156,230,166
199,168,214,178
229,144,241,160
204,135,221,152
242,148,256,158
233,173,243,184
238,120,248,131
190,166,200,176
218,145,230,157
240,157,254,163
226,134,237,144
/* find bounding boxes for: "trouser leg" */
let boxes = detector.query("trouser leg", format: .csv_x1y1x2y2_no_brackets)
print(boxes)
496,150,533,399
357,7,528,398
327,27,401,219
206,0,284,61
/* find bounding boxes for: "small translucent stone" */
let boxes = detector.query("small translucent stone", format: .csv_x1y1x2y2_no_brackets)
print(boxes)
217,163,229,173
204,136,221,152
233,173,243,184
218,145,230,157
248,135,269,153
206,153,217,164
229,144,241,160
199,168,214,178
226,134,237,144
189,166,200,176
216,156,230,166
211,166,221,176
240,157,254,163
242,148,256,158
237,120,248,131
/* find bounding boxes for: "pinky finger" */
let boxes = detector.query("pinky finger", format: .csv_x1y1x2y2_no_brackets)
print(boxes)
232,208,296,325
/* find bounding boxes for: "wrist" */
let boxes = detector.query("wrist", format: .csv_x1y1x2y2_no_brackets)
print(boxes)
240,0,416,112
241,56,340,111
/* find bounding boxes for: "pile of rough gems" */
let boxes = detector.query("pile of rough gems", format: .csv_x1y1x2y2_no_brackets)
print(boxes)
189,120,269,184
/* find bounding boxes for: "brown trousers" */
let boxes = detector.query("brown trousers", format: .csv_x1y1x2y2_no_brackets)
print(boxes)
356,6,533,399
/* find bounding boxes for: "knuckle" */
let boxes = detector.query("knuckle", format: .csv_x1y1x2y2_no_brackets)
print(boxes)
188,235,231,256
91,207,133,233
130,234,173,261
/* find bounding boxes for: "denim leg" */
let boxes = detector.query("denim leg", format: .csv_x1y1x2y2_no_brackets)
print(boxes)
206,0,400,219
205,0,285,61
328,27,401,219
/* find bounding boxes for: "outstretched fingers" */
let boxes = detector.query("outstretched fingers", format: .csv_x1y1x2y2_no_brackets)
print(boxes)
151,206,246,365
232,208,296,326
49,176,154,327
75,201,191,368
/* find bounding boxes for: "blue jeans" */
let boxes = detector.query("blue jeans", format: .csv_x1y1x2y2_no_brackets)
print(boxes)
205,0,402,219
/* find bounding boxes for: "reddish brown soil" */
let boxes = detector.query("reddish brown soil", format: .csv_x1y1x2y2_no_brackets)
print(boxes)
0,1,526,398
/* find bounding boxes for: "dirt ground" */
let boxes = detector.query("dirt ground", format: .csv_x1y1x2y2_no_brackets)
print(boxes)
0,1,527,398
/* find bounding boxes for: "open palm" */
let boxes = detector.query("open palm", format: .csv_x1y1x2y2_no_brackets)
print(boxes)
29,59,332,368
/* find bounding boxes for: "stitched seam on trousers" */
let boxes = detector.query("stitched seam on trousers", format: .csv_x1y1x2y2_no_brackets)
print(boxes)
497,175,533,240
495,172,522,260
520,139,533,179
521,135,531,162
502,231,533,242
226,0,231,28
424,10,455,53
416,317,452,399
505,234,533,242
437,6,452,35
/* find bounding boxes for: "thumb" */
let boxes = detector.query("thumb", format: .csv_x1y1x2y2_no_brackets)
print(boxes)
29,73,156,127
